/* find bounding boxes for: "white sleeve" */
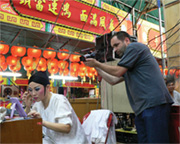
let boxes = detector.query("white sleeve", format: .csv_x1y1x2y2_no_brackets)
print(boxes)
31,102,38,112
53,97,73,126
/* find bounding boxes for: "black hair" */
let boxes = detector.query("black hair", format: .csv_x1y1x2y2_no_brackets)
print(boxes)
28,71,50,96
166,75,175,85
111,31,131,42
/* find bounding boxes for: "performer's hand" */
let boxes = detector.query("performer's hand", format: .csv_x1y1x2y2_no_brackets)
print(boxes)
22,91,33,108
28,110,41,119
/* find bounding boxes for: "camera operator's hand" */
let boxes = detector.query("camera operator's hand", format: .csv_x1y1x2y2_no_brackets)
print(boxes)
84,58,100,68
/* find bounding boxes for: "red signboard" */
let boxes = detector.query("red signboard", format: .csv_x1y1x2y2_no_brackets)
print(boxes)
10,0,119,35
65,81,95,88
148,28,167,52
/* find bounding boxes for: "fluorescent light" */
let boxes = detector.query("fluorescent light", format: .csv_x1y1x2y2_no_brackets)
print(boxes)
49,75,78,80
0,72,22,77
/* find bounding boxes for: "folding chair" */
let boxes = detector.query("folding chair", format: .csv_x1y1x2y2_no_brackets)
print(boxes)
82,110,117,144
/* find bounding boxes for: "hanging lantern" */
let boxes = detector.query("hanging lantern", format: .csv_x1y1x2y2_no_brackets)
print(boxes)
79,63,87,72
70,63,79,72
48,67,58,75
6,55,18,66
58,60,69,69
70,69,78,77
78,71,86,77
0,62,7,71
59,68,69,76
9,63,21,72
22,56,33,67
175,70,180,78
43,47,56,59
169,69,176,75
0,55,5,64
0,44,9,54
27,47,41,58
24,65,34,79
47,59,58,69
11,46,26,57
69,52,80,62
36,57,47,67
37,65,47,72
87,67,93,78
78,71,86,83
57,49,69,60
164,68,168,76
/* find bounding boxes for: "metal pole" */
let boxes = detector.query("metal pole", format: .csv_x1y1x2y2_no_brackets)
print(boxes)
157,0,166,77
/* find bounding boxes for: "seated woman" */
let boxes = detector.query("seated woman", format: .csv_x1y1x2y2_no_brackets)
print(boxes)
22,71,88,144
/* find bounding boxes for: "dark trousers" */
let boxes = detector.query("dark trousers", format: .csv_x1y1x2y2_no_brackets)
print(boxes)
135,104,171,143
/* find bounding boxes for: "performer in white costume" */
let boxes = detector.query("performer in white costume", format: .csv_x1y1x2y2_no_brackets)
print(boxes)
22,71,88,144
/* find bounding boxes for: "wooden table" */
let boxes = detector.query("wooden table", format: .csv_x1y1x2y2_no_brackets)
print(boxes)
0,118,42,143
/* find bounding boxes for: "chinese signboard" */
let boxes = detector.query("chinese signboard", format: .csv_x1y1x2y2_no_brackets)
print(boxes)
137,19,167,58
0,11,45,31
10,0,120,35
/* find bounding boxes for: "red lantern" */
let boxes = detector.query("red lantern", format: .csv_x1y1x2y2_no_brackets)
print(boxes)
169,69,176,75
164,68,168,76
36,57,47,67
9,64,21,72
0,62,7,71
0,55,5,64
11,46,26,57
37,65,47,72
24,65,34,72
79,63,87,72
69,52,80,62
57,49,69,60
78,71,86,77
48,67,58,75
0,44,9,54
27,48,41,58
47,59,58,69
58,61,69,69
43,47,56,59
6,55,18,66
175,70,180,78
70,70,78,77
59,68,69,76
22,56,33,67
24,65,34,78
70,63,79,72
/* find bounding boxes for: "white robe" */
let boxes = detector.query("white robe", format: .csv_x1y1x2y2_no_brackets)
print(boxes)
172,90,180,106
82,109,117,144
32,93,88,144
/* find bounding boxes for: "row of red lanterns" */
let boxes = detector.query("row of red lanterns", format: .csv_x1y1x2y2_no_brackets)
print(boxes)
0,54,97,80
159,66,180,78
0,44,81,62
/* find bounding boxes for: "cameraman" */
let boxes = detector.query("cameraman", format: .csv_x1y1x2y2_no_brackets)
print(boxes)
84,31,173,143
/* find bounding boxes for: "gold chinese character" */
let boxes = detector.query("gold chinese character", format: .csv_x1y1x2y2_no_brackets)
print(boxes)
48,0,58,15
99,16,106,30
90,13,97,26
35,0,46,12
19,0,31,8
80,10,88,22
109,19,114,31
61,3,71,18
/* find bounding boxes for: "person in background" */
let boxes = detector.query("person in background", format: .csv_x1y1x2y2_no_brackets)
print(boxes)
84,31,173,143
166,75,180,105
22,71,88,144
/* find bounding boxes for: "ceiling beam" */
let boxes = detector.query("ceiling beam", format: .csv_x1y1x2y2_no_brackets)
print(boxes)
10,29,23,45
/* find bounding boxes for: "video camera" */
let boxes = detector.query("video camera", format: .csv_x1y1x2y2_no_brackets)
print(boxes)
80,32,137,62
